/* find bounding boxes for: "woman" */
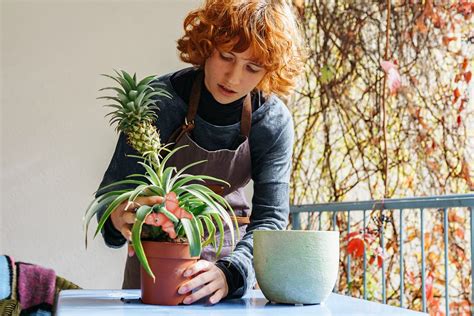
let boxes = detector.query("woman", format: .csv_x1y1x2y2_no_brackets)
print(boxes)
96,0,305,305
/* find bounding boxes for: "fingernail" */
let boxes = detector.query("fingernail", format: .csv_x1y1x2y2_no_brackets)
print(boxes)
178,287,187,294
183,271,190,277
183,298,191,304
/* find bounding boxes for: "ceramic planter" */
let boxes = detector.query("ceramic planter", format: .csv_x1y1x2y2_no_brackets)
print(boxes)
140,241,198,305
253,230,339,304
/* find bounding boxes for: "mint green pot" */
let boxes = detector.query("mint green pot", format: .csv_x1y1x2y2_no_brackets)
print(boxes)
254,230,340,304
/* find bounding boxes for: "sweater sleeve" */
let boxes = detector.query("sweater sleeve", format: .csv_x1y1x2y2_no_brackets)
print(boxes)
216,113,294,298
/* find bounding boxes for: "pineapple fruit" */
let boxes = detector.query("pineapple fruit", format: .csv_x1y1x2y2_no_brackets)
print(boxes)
99,70,171,159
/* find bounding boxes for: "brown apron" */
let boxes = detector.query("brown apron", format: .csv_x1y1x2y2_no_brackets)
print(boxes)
122,72,252,289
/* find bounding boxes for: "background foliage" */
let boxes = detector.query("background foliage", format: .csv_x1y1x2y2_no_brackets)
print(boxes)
289,1,473,315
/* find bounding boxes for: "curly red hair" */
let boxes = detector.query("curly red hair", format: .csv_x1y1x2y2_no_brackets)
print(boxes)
177,0,306,96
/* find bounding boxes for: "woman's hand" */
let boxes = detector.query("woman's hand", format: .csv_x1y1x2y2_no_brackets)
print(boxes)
110,196,164,255
178,260,228,305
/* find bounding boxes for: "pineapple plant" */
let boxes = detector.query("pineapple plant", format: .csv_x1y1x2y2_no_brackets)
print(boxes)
98,70,172,160
84,70,237,281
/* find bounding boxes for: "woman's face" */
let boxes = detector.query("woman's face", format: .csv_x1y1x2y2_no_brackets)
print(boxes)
204,48,267,104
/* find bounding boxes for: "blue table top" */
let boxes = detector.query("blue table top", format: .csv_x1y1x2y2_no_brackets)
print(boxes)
57,289,427,315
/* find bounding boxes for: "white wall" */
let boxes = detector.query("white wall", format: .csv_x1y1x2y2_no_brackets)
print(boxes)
1,0,205,289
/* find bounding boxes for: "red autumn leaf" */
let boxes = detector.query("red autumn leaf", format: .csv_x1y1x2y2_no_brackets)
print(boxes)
377,254,383,268
458,99,465,113
454,228,465,239
442,36,457,46
415,17,428,33
462,58,468,70
426,272,434,301
453,88,461,103
464,71,472,83
381,60,401,94
457,115,462,127
347,237,365,258
369,255,374,265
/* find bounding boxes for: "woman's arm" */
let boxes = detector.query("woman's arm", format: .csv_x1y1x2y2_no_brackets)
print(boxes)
216,108,295,298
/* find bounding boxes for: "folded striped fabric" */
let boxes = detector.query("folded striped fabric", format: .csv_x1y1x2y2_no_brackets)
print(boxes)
0,255,80,316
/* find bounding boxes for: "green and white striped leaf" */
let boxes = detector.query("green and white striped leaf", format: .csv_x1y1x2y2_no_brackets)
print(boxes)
131,205,154,280
181,218,201,257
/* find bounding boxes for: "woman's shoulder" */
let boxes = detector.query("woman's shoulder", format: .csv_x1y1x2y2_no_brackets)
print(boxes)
250,95,294,149
252,94,293,138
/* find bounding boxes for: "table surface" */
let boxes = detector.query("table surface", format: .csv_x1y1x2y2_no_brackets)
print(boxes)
57,289,427,316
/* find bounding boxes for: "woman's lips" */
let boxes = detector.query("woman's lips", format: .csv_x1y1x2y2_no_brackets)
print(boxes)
218,84,237,96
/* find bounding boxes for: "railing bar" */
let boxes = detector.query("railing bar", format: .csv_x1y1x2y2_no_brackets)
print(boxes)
289,194,474,213
363,209,367,300
400,208,404,308
319,211,322,231
332,212,337,231
420,208,426,313
443,208,449,316
292,212,301,230
347,210,351,295
381,209,386,304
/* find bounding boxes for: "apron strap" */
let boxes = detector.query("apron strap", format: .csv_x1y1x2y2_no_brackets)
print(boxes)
185,71,252,137
240,95,252,138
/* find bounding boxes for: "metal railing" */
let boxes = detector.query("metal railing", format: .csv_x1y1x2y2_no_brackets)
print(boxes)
290,193,474,315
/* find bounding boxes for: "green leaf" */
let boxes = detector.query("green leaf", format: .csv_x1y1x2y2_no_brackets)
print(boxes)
128,184,148,203
199,215,216,247
161,166,176,192
143,185,165,197
138,161,161,187
95,179,146,194
212,213,226,257
132,205,155,280
181,218,201,257
83,195,116,248
98,87,126,95
158,206,179,223
320,65,335,85
94,191,133,238
121,70,136,89
158,145,188,177
168,160,206,188
138,75,158,87
180,186,235,245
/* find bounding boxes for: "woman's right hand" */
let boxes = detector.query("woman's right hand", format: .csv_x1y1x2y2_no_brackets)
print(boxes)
110,196,164,255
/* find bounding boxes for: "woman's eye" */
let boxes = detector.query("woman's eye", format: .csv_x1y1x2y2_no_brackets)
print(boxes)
220,53,233,61
248,65,263,73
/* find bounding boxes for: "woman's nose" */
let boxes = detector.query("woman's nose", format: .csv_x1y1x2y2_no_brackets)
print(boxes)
225,65,242,86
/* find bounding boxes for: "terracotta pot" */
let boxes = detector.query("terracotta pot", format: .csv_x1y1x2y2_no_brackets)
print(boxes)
140,241,198,305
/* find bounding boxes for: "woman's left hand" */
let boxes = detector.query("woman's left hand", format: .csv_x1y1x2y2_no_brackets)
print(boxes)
178,260,228,305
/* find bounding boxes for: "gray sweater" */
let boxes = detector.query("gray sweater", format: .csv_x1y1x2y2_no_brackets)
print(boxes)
96,69,294,298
